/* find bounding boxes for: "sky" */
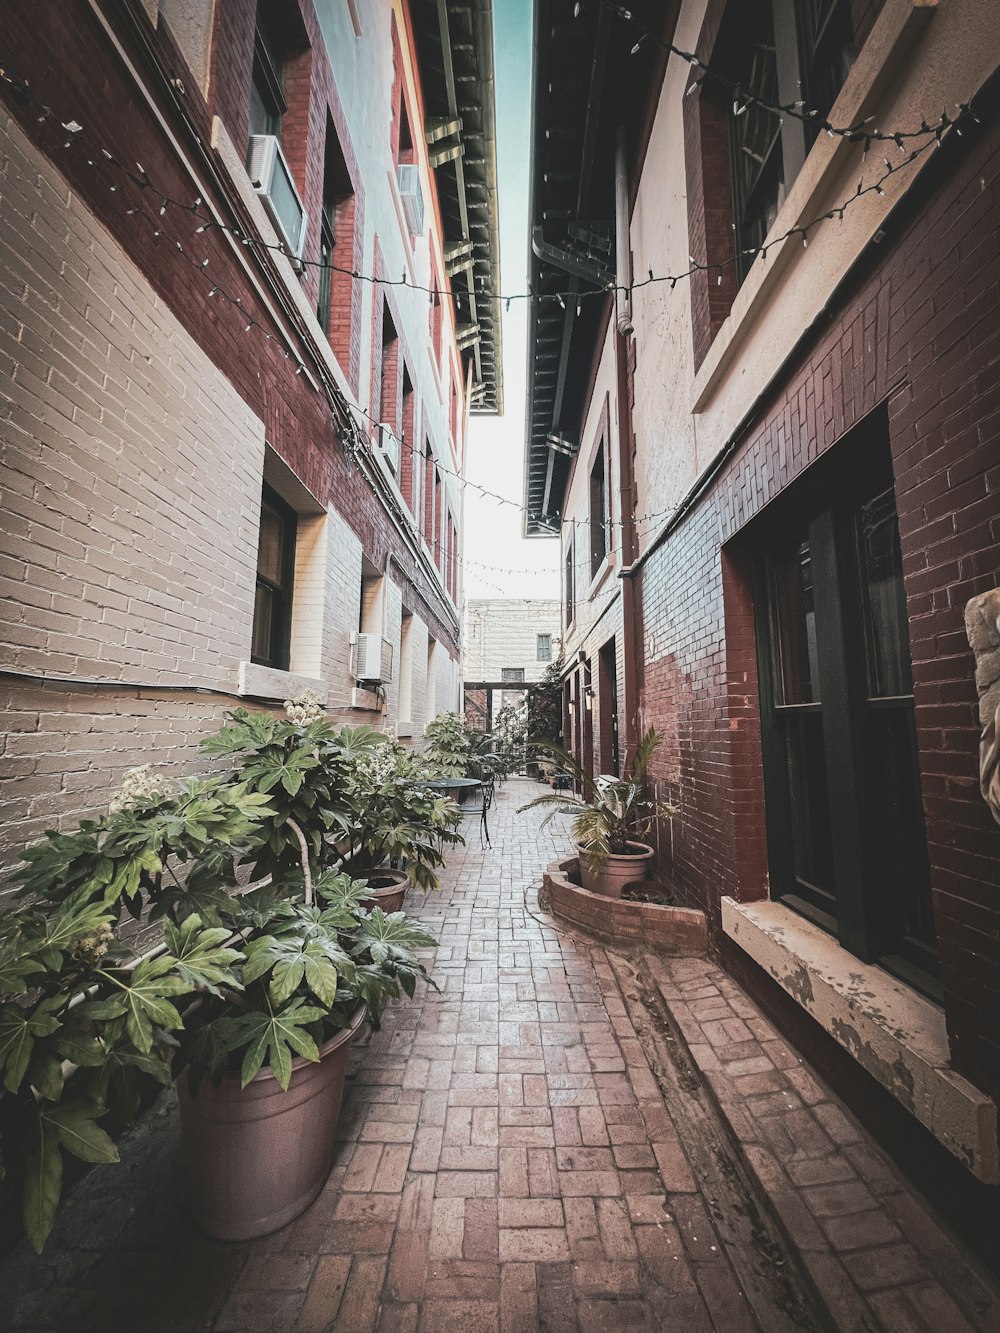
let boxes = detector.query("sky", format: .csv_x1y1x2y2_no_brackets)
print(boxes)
461,0,560,601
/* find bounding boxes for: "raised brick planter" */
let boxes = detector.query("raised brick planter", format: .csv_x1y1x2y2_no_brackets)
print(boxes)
543,857,707,954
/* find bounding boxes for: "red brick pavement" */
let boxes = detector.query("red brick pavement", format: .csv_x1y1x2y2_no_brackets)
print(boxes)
1,780,997,1331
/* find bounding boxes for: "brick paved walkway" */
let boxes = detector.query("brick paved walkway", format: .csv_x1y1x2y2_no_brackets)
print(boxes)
1,780,997,1331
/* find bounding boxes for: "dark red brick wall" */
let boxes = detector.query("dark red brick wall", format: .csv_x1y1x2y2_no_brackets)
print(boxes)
637,92,1000,1108
3,0,459,657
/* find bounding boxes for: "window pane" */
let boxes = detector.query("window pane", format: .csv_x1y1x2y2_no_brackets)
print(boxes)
257,502,284,586
796,0,855,138
783,712,836,903
863,709,936,960
501,667,525,684
537,634,551,662
770,537,819,704
857,486,912,697
252,582,274,663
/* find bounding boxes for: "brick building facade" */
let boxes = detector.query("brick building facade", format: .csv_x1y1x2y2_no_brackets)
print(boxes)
462,598,561,729
0,0,501,866
524,0,1000,1248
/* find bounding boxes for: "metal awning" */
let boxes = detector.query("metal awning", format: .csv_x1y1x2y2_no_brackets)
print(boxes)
411,0,503,415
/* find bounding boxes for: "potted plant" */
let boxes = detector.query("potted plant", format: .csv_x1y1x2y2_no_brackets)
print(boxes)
175,863,437,1240
339,741,463,910
424,711,475,781
1,694,444,1250
519,729,677,897
0,769,271,1252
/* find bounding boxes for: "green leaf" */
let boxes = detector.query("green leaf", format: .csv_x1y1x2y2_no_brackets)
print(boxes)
0,925,39,995
42,897,116,960
22,1115,63,1254
0,1003,62,1094
163,915,243,997
48,1098,119,1164
223,1001,325,1091
106,957,187,1054
26,1048,65,1101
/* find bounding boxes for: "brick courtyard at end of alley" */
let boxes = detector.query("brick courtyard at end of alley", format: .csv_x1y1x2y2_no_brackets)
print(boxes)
1,783,997,1333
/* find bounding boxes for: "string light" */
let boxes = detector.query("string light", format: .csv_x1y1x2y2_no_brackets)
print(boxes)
602,2,968,150
0,61,974,543
0,64,969,318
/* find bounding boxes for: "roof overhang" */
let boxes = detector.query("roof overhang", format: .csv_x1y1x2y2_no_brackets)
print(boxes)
411,0,503,415
522,0,670,535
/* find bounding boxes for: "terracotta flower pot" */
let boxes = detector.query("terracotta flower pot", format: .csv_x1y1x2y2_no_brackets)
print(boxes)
178,1004,366,1241
578,841,654,898
362,868,409,914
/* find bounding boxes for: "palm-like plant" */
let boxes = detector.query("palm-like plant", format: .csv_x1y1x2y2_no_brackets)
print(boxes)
518,728,676,870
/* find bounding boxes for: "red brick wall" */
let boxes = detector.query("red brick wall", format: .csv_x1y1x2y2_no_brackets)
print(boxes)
636,88,1000,1108
3,0,459,658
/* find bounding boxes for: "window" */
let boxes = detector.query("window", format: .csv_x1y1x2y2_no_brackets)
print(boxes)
589,443,608,578
252,484,296,670
501,668,525,685
724,1,783,286
707,0,855,288
398,609,414,724
753,421,937,996
598,638,619,776
379,306,400,432
565,539,575,628
537,633,552,663
317,122,353,336
249,8,286,143
796,0,856,146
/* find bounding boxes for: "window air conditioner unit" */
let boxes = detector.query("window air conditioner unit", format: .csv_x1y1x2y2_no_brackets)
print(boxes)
351,632,394,684
246,135,308,261
376,421,401,474
396,163,425,236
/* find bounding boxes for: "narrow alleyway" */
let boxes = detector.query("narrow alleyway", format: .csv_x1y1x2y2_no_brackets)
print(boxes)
1,783,997,1331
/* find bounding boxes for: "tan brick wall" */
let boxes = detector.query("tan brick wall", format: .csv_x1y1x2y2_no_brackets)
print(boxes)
0,114,265,866
0,114,264,691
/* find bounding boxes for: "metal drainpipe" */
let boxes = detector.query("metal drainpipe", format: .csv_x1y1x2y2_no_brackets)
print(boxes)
614,127,641,774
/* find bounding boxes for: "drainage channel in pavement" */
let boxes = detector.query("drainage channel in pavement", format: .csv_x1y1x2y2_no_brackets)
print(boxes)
598,947,832,1333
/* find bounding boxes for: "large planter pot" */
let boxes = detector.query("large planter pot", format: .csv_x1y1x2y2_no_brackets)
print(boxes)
578,842,654,899
178,1003,366,1241
362,868,409,914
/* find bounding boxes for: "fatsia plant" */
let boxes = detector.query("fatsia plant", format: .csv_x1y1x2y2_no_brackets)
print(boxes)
340,742,463,890
423,712,476,778
0,895,243,1253
518,728,677,869
176,873,439,1094
203,708,384,882
0,771,265,1251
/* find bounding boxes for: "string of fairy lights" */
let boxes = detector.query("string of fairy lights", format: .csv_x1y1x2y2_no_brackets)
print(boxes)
0,50,979,575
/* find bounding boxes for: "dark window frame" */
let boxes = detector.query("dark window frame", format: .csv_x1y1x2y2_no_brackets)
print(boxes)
589,442,609,579
251,483,297,671
248,17,287,143
564,537,575,629
712,0,855,288
752,422,938,999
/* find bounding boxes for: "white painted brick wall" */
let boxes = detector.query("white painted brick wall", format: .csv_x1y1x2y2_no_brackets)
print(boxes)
462,599,562,684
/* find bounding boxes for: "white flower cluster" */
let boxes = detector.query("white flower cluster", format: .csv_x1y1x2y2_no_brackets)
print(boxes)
108,765,171,816
284,690,325,725
354,745,401,790
73,922,114,965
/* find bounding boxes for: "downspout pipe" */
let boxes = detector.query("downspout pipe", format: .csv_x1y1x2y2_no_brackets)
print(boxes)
614,127,641,772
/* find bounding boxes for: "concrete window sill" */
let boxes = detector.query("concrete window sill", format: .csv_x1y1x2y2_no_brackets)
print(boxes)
721,896,999,1183
238,662,327,703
